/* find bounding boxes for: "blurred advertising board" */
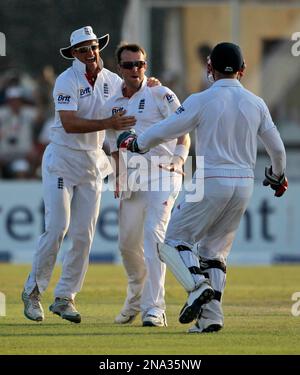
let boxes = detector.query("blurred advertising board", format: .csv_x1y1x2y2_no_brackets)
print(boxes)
0,180,298,265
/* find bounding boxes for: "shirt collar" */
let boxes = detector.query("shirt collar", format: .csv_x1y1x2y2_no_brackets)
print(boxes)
211,78,243,88
140,76,148,90
72,58,87,73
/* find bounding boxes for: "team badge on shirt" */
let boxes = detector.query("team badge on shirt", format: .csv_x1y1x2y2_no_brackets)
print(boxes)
57,177,64,189
138,98,145,113
57,93,71,104
104,83,109,97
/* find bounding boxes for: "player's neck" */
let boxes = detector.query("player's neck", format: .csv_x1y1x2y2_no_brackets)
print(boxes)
86,65,100,79
214,71,238,80
122,82,142,98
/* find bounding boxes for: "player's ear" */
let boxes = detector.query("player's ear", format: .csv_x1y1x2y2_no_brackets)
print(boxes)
207,56,212,75
206,56,215,82
238,61,246,79
117,64,122,76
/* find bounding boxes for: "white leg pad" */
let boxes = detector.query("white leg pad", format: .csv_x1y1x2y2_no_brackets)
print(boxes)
157,243,197,292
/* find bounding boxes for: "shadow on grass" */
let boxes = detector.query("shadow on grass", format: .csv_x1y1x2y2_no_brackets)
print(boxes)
0,322,190,337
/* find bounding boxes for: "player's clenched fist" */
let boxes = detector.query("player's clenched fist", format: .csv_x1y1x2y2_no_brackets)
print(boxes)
117,130,147,153
110,110,136,131
263,166,288,197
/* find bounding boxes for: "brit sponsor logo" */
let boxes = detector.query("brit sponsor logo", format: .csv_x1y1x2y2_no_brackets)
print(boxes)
175,105,185,115
0,32,6,56
80,87,91,98
57,93,71,104
165,93,174,103
112,107,124,115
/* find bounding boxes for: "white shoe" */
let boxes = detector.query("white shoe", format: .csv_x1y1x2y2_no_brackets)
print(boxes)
49,297,81,323
142,313,167,327
179,280,214,324
22,287,44,322
188,317,223,333
114,311,138,324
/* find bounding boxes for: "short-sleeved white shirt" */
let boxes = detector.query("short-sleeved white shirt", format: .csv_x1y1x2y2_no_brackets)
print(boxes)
103,77,180,163
138,79,277,175
51,58,122,150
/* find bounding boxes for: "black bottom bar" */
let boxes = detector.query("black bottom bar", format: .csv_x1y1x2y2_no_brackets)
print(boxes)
0,355,300,373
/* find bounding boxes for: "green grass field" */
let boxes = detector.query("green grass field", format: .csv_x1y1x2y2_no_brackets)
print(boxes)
0,264,300,354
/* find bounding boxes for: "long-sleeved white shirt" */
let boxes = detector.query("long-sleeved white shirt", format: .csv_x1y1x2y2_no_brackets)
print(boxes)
103,77,181,163
138,79,286,177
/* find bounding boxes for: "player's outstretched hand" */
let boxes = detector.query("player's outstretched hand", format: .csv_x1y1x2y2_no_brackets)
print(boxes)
117,130,146,153
110,110,136,131
159,155,185,176
263,166,288,197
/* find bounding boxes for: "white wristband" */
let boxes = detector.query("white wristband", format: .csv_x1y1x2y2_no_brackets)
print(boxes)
174,144,189,162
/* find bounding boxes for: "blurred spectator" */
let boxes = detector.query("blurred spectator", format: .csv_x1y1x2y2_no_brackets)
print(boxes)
37,116,52,147
9,159,31,179
0,86,38,178
34,65,56,126
196,43,212,92
34,115,53,178
0,70,22,105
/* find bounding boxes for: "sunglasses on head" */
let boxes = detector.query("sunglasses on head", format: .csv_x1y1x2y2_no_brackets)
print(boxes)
120,60,147,69
73,44,99,54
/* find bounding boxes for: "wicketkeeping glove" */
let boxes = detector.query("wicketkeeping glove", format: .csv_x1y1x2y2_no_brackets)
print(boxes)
117,130,147,153
263,166,288,197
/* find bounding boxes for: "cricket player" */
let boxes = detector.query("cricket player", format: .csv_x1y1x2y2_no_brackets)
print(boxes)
104,43,190,327
21,26,138,323
117,42,288,333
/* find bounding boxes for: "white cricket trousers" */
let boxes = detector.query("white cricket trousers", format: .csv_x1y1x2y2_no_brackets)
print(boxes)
119,173,182,317
25,143,103,299
165,171,254,262
164,170,254,326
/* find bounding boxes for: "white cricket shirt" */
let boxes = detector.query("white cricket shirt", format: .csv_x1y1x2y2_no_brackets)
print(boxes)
138,79,286,176
51,58,122,151
104,77,180,163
